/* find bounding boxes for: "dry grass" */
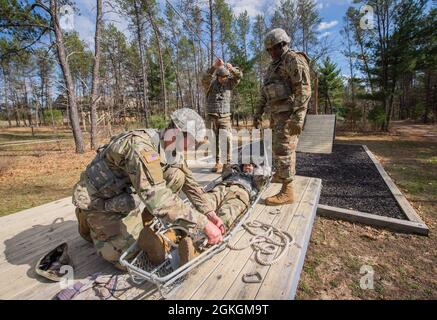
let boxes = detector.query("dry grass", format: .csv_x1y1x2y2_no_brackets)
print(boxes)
296,122,437,300
0,129,96,216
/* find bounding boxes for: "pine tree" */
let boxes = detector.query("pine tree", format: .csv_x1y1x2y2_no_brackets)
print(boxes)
318,57,343,114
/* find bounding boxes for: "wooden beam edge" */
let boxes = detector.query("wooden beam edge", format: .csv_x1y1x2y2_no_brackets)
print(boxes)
361,144,427,225
317,204,429,236
289,178,323,300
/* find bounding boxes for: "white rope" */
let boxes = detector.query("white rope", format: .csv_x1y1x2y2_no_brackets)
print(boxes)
227,221,294,266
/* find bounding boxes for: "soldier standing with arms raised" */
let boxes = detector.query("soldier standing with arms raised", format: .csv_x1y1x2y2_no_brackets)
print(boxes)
254,28,312,206
202,58,243,173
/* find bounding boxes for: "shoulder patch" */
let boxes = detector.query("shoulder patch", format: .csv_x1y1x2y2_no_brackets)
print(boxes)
142,150,160,163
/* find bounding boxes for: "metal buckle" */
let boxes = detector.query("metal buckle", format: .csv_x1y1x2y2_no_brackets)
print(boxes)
242,271,262,283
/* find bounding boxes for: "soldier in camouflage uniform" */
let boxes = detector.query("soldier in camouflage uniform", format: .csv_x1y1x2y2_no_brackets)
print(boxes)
205,163,270,229
254,28,311,206
177,162,271,265
72,108,225,269
202,58,243,173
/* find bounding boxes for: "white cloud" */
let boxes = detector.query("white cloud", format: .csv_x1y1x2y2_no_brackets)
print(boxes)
318,20,339,31
74,13,95,48
68,0,131,50
318,31,331,38
227,0,264,17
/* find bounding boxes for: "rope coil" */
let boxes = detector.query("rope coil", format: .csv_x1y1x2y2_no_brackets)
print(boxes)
227,220,294,266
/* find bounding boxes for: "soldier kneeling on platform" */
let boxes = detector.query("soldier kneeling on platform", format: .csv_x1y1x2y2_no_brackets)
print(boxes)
72,108,225,270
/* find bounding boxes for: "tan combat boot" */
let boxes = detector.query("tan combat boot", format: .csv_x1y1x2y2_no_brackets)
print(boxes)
178,237,199,266
141,207,155,226
212,163,223,173
271,173,282,183
265,182,294,206
222,163,232,172
137,227,178,265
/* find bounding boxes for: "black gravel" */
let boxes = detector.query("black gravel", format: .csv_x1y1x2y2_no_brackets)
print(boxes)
296,144,407,220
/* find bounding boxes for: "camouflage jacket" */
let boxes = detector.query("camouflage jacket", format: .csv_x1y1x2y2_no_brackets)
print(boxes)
255,49,311,120
84,130,211,229
202,66,243,115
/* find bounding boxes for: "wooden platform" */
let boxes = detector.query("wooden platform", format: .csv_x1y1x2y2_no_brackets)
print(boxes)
0,168,321,300
297,115,336,154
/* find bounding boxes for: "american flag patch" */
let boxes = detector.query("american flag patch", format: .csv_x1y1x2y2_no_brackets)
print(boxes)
143,151,160,163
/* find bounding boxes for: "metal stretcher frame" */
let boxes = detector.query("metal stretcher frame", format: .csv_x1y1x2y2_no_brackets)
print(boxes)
119,173,272,293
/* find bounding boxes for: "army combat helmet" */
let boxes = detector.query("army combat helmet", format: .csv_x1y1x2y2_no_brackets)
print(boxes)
35,242,74,282
216,66,230,77
170,108,206,142
264,28,291,50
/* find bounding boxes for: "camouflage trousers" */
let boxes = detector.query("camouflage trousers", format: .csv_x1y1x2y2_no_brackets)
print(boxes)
206,113,232,163
75,207,143,270
204,184,250,229
270,111,304,183
74,167,188,269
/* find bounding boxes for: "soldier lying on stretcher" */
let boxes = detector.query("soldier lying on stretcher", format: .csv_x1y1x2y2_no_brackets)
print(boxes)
138,162,271,266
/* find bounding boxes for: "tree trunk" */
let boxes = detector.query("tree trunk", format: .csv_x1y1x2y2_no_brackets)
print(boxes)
187,66,194,107
209,0,214,66
148,11,168,119
424,69,431,124
51,0,85,153
174,45,183,108
45,75,52,125
23,79,32,126
2,68,12,126
90,0,102,149
191,34,201,115
133,0,149,126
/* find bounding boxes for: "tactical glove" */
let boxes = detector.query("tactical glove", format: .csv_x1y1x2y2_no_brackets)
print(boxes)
203,221,224,245
206,211,225,235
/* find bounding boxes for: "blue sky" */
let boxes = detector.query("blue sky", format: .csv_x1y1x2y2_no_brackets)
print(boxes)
73,0,355,75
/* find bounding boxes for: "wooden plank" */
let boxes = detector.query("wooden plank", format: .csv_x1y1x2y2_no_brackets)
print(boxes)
0,217,78,262
1,171,322,300
297,115,336,154
0,198,74,232
255,178,321,299
362,145,428,225
1,240,101,299
317,204,429,236
169,183,283,300
189,178,310,300
14,262,116,300
222,178,318,300
0,169,220,300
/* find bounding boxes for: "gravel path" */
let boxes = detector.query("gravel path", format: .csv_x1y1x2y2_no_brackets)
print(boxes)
296,144,406,220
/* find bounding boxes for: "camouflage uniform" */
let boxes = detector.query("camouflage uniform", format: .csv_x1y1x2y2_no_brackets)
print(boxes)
202,66,243,164
255,38,311,183
204,165,267,229
72,129,213,269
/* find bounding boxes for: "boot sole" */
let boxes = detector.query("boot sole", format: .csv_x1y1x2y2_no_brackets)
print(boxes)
265,199,294,206
137,227,167,266
178,237,198,267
